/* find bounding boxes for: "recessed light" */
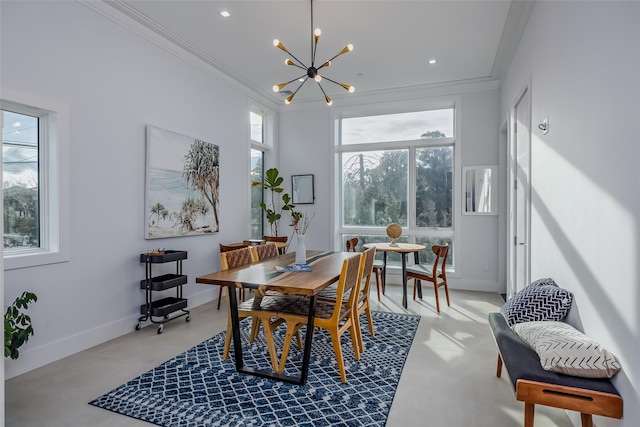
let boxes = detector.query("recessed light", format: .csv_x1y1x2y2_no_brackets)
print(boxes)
220,11,230,18
429,59,437,65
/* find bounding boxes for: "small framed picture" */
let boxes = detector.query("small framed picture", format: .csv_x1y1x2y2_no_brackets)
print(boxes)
292,174,314,204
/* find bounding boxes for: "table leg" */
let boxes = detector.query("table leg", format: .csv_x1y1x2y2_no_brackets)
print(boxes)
229,285,314,386
382,251,388,294
414,252,423,299
228,286,244,370
401,253,408,308
299,295,317,385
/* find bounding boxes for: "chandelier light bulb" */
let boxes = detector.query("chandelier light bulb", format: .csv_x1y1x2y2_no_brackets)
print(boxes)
323,61,331,68
314,74,322,82
273,39,279,47
285,59,295,66
324,94,333,106
314,28,322,37
272,85,280,92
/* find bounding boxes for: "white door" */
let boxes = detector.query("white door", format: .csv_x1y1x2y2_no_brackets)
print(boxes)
509,87,531,298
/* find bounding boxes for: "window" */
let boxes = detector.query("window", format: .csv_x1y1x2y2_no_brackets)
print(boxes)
337,106,458,269
1,91,69,269
249,109,271,239
3,111,39,251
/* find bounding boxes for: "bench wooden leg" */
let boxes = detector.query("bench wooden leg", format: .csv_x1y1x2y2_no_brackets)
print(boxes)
580,413,593,427
496,354,503,377
524,403,535,427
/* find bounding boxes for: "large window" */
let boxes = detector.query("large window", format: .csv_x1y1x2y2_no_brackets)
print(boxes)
1,92,69,269
249,109,274,239
337,106,457,269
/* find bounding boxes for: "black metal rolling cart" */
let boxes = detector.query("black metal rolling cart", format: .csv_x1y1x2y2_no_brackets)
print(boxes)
137,250,191,334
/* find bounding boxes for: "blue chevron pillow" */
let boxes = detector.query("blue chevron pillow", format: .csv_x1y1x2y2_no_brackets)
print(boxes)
513,321,621,378
500,278,573,326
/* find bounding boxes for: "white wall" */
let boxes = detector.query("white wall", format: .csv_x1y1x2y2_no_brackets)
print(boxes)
1,1,261,378
501,1,640,426
279,85,503,292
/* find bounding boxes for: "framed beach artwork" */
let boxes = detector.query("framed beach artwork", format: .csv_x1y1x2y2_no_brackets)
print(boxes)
145,126,220,239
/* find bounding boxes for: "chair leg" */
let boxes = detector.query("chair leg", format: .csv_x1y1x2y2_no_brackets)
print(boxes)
524,403,535,427
365,305,375,337
580,413,593,427
496,354,503,377
374,270,382,301
433,283,441,313
217,286,223,310
443,282,451,307
259,316,281,372
278,321,304,374
413,279,417,300
353,311,364,354
222,315,233,360
348,320,361,362
329,328,348,383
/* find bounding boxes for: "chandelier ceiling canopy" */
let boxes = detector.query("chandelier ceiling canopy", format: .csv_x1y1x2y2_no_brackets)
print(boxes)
272,0,354,106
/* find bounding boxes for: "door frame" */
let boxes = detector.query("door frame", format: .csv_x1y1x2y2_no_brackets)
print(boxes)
507,83,532,299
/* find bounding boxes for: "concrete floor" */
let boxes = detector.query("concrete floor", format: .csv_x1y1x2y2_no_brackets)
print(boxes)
5,286,574,427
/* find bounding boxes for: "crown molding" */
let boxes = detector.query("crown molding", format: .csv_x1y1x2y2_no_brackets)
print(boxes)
77,0,280,111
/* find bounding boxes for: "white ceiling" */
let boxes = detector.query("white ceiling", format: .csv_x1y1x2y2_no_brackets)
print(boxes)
106,0,532,105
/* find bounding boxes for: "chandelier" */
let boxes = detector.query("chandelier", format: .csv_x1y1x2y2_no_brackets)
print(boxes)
272,0,354,106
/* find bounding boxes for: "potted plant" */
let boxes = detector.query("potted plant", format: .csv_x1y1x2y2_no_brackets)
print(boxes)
252,167,295,237
4,291,37,360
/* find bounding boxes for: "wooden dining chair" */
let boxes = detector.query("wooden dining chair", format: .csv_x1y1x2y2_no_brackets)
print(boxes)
272,252,363,383
255,242,279,260
217,243,248,310
220,246,283,372
346,237,385,300
263,235,288,254
220,246,257,359
405,244,450,313
317,246,376,355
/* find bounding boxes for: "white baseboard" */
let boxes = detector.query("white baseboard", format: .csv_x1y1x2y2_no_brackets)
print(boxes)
4,288,218,379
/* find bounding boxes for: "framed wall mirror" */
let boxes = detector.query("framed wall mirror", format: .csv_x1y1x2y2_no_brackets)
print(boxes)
292,174,315,204
463,166,498,215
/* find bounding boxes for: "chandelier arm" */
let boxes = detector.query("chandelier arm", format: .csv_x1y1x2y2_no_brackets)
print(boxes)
321,76,354,93
277,75,308,91
291,77,310,97
284,51,308,69
316,82,332,105
287,62,307,71
320,45,353,67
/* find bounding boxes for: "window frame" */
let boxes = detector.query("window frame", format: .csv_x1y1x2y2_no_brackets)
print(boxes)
1,90,70,270
332,98,461,276
249,103,275,238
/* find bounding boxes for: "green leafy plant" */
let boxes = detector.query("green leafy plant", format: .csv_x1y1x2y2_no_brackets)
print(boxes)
4,291,38,360
251,167,295,236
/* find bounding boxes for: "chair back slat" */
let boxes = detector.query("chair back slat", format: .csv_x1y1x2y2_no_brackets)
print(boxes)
219,242,246,253
220,246,257,270
255,242,279,260
263,235,287,243
359,246,377,298
346,237,359,252
431,245,449,282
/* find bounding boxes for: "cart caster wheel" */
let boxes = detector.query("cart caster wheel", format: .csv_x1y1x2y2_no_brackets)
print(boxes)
135,322,141,330
157,324,163,334
186,315,191,322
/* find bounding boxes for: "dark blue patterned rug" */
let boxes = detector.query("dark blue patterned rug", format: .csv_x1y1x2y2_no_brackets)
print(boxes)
89,311,420,427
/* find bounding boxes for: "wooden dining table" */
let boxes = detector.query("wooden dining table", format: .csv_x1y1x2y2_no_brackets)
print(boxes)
363,242,426,308
195,250,355,385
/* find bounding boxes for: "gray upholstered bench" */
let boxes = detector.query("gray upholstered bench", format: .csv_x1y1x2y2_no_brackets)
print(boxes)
489,312,622,427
